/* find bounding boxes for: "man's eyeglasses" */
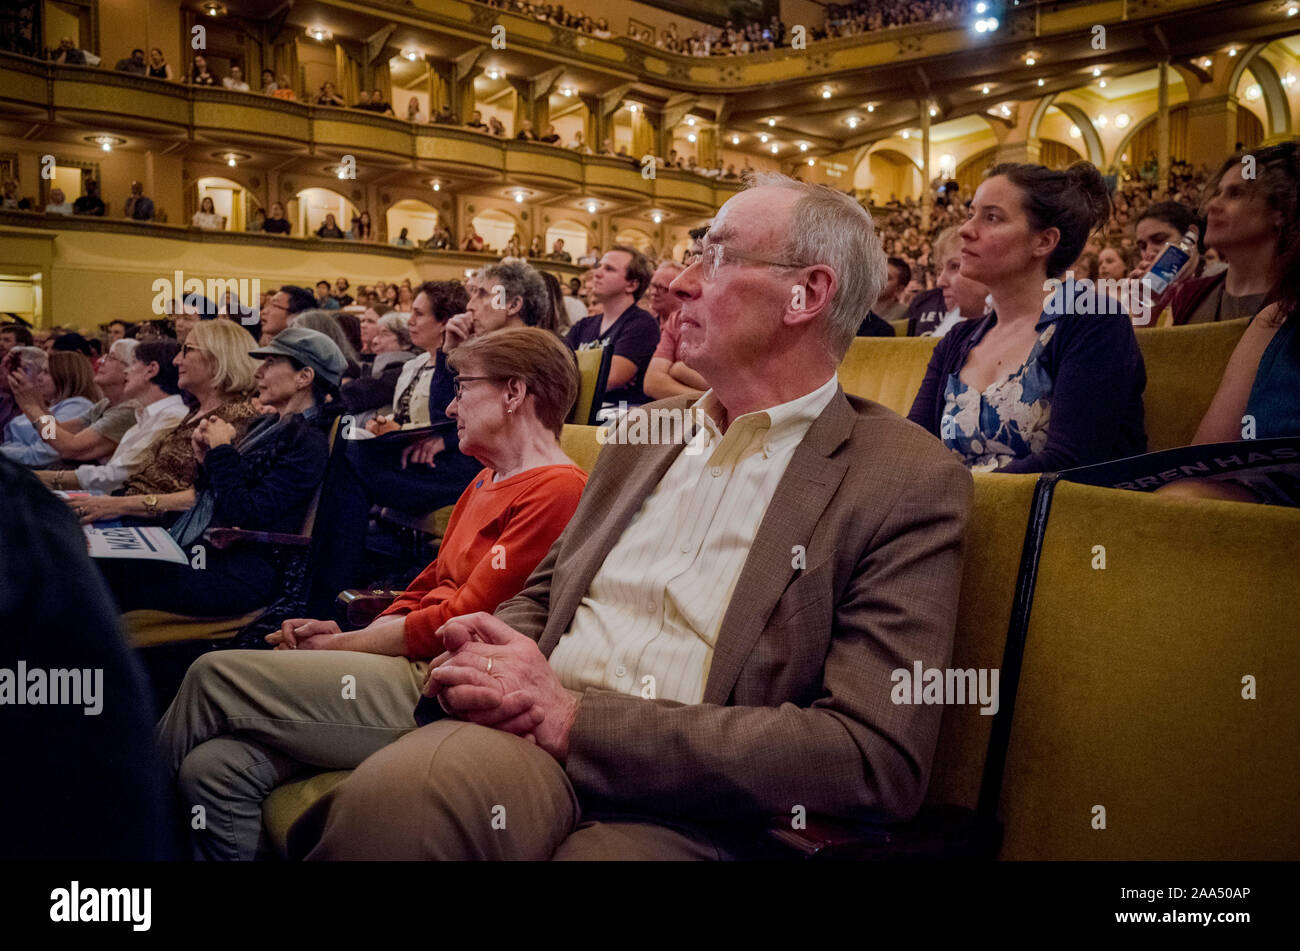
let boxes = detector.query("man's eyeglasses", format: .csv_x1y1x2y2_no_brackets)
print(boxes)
695,242,811,282
451,375,497,399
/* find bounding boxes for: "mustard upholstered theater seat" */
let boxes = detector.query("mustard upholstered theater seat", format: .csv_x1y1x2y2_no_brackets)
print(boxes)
889,318,910,336
837,336,940,416
998,481,1300,859
123,609,265,649
922,472,1039,812
570,346,612,426
1135,318,1249,451
560,423,602,474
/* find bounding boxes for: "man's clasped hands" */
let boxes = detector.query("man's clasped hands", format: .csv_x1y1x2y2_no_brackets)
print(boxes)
269,611,581,761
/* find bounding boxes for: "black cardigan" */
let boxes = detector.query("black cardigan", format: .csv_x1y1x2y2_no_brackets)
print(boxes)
197,409,332,534
906,310,1147,473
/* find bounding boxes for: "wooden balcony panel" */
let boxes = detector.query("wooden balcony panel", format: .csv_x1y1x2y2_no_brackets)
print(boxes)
0,59,49,113
191,99,312,146
503,145,585,192
583,157,652,201
417,130,505,176
652,173,720,214
52,75,190,128
314,116,415,162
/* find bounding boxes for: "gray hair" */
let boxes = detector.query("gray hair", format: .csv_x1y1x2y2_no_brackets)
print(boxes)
376,312,412,349
744,171,887,359
9,346,47,372
482,257,551,329
291,309,360,365
108,338,139,364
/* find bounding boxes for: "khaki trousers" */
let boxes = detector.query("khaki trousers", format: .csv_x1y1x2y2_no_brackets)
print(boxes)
289,719,737,861
156,649,427,861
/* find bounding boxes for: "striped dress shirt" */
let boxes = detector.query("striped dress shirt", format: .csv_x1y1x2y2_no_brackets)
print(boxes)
548,373,840,704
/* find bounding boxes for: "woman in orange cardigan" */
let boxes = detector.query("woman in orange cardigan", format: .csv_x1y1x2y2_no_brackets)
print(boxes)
157,327,587,860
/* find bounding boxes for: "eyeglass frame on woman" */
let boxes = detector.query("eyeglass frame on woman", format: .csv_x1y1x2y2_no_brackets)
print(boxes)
694,240,812,282
179,343,206,357
450,374,499,400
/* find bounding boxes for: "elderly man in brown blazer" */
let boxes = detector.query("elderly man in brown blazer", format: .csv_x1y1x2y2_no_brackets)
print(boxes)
289,172,973,860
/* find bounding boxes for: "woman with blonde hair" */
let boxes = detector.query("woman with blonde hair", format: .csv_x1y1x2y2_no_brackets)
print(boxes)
70,320,260,520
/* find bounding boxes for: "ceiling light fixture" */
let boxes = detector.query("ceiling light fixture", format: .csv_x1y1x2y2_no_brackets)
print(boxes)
306,27,332,42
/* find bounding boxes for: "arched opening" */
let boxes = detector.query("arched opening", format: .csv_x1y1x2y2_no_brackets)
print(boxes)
195,176,254,231
547,90,590,149
471,71,516,136
855,148,922,203
1039,139,1083,169
470,208,520,253
388,54,430,122
613,227,654,254
954,147,996,195
544,219,589,258
387,199,439,246
295,187,358,237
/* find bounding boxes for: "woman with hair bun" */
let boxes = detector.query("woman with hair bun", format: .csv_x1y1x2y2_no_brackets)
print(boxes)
909,161,1147,472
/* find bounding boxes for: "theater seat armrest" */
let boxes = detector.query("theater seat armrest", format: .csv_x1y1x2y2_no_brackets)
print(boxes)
766,815,898,858
765,806,999,860
337,588,402,627
204,528,312,550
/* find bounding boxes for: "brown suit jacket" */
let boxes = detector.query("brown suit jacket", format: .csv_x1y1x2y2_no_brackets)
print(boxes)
494,387,972,828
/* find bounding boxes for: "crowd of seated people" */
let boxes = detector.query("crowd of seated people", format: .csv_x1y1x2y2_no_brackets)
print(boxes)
3,147,1298,861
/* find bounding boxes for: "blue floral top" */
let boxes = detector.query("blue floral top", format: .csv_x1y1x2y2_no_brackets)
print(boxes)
941,322,1057,471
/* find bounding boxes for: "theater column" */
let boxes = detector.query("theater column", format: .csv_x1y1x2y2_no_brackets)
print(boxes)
1157,61,1171,198
920,102,932,231
1184,97,1239,172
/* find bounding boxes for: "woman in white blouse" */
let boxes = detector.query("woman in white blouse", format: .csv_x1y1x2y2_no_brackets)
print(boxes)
191,196,225,230
34,339,189,493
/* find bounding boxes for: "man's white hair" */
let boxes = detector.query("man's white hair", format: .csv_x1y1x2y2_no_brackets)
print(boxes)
743,171,887,358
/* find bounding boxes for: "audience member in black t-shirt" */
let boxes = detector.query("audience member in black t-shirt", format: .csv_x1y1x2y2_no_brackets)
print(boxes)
263,201,291,235
856,311,896,337
563,246,660,406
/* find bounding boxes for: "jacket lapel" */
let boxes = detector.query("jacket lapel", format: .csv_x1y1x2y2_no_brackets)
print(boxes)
701,390,856,704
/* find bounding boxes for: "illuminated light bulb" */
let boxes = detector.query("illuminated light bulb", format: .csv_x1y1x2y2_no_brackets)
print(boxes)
731,134,740,144
759,133,769,143
929,106,938,116
799,142,809,151
770,143,779,153
1116,113,1130,128
1095,114,1108,128
101,141,111,151
514,191,524,203
586,201,598,213
1099,79,1107,88
1026,56,1036,66
1228,48,1238,57
982,85,990,94
628,103,639,112
807,158,815,166
866,103,875,112
767,118,776,127
976,2,986,12
901,129,910,139
1093,67,1101,77
1247,84,1261,100
651,212,663,224
847,116,859,129
1037,78,1045,87
1000,105,1011,117
687,133,696,142
432,181,440,191
686,116,695,126
821,86,832,99
227,156,236,166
